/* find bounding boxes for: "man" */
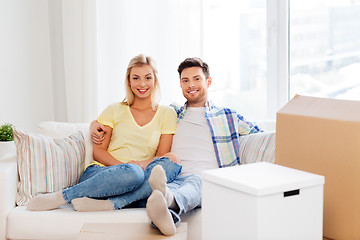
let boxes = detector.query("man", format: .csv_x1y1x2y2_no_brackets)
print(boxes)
91,57,261,235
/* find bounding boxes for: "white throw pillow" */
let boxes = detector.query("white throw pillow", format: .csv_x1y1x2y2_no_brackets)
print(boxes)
13,127,85,206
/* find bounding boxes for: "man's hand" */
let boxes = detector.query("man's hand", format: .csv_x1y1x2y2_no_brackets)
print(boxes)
90,120,106,145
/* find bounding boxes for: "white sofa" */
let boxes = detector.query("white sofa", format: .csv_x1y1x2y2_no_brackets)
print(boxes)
0,121,276,240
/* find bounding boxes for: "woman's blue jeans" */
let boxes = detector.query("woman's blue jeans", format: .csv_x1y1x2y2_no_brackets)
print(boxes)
62,157,182,210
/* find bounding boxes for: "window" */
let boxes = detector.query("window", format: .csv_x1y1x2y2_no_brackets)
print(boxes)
289,0,360,100
202,0,267,120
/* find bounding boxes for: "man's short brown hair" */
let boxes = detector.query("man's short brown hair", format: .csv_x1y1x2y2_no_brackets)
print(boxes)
177,57,210,79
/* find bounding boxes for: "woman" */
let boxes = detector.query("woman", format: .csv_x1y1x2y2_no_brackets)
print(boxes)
27,54,181,212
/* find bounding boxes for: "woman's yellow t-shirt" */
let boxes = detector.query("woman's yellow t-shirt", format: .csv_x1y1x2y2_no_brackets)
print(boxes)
92,103,177,166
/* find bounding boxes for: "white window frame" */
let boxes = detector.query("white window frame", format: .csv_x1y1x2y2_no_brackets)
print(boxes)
267,0,289,119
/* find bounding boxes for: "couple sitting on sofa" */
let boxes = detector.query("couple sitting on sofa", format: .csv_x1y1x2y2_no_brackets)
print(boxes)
27,54,262,236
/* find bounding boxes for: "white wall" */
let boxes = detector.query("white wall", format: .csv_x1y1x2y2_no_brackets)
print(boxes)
0,0,54,131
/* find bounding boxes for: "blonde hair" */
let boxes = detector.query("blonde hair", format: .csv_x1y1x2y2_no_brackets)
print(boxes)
122,54,160,110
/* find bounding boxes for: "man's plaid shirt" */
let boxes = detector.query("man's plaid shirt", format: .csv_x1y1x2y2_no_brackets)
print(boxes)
170,101,262,168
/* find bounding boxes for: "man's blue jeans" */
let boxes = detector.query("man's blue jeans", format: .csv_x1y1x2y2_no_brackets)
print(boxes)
62,157,182,209
168,174,202,215
150,174,202,229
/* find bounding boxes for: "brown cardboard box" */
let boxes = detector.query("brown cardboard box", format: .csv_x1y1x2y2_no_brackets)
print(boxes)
276,95,360,240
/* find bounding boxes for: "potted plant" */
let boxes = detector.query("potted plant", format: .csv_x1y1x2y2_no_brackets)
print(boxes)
0,123,15,158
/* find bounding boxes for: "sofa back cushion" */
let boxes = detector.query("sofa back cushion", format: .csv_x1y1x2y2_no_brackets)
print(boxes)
239,131,276,165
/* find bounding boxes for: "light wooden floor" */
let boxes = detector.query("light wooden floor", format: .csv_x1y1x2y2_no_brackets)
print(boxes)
76,222,188,240
76,223,331,240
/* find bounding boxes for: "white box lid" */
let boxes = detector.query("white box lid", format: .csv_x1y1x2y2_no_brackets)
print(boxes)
201,162,324,197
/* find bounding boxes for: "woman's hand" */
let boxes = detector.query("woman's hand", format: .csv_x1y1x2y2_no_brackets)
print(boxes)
90,120,107,145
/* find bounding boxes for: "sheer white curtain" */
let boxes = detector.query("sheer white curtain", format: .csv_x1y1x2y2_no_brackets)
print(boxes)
49,0,191,123
48,0,97,123
95,0,202,115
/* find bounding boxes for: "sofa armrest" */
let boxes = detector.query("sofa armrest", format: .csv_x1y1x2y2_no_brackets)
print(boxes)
239,131,276,165
0,155,17,240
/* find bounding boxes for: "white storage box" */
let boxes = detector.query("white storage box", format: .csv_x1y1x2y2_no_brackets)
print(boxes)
201,162,324,240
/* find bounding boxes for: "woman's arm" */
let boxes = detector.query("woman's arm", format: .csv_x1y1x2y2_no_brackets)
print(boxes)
155,134,174,157
92,125,124,166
